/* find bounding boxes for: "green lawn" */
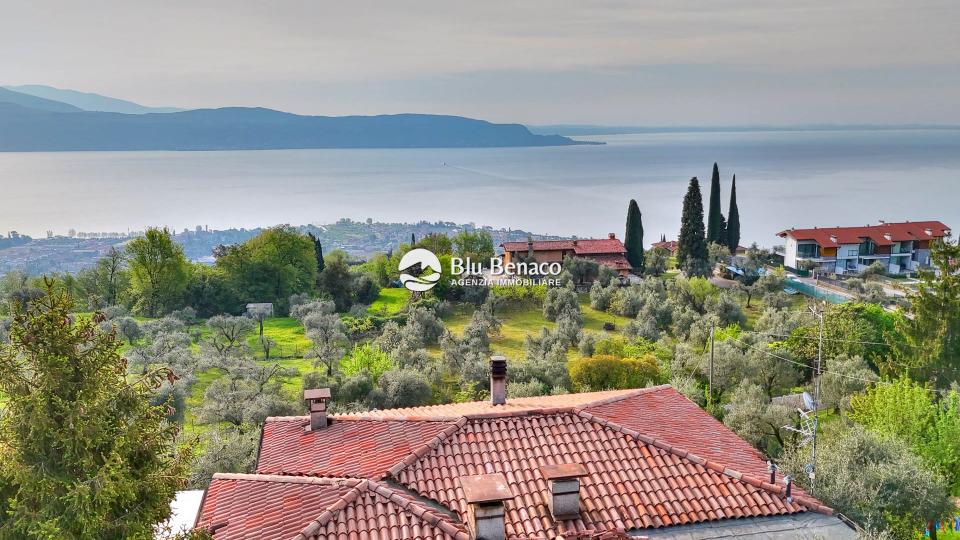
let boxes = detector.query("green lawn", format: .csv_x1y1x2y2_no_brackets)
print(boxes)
245,317,312,359
368,288,410,315
441,295,631,360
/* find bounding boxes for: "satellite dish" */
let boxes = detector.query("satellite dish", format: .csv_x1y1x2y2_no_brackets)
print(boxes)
802,392,816,411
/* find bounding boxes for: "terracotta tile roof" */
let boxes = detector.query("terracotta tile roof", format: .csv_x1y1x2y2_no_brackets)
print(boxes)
197,385,833,539
393,410,823,538
195,474,356,540
589,254,632,270
257,417,457,478
651,241,679,253
583,386,773,482
778,220,951,248
501,238,627,256
197,473,467,540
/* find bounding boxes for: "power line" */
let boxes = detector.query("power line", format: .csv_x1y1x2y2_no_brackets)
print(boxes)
752,331,913,348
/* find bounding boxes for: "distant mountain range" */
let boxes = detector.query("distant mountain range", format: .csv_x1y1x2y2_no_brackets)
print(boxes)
4,85,184,114
0,85,589,151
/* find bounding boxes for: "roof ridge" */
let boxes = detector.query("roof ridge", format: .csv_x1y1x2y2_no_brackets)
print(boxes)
387,417,469,478
294,479,371,539
294,479,469,540
571,409,834,516
331,414,463,422
264,415,308,423
210,472,360,487
579,384,672,409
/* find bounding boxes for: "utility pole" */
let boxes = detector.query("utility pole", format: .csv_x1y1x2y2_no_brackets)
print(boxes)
708,321,715,408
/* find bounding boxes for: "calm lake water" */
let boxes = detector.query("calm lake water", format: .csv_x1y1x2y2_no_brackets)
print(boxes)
1,129,958,247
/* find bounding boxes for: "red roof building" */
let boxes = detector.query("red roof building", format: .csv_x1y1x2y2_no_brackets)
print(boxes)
194,364,855,539
778,220,950,275
501,234,632,276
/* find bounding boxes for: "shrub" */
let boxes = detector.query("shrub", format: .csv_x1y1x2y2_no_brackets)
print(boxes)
568,354,661,392
340,343,394,381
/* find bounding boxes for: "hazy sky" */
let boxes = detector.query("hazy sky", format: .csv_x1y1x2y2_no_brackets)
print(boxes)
3,0,958,125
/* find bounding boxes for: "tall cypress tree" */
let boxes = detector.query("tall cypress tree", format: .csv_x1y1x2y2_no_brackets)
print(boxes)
309,232,325,273
411,233,416,245
677,177,708,275
707,162,723,243
726,175,741,253
624,199,645,274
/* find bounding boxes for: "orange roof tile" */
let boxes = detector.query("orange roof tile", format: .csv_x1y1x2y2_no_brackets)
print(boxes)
778,220,950,248
392,410,821,538
197,386,833,539
501,238,627,256
257,417,458,478
197,473,467,540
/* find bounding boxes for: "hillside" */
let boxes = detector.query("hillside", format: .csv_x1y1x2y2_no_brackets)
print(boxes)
0,87,82,113
4,84,183,114
0,102,592,151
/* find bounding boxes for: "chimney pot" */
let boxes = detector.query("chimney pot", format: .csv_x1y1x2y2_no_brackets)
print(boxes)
540,463,588,520
459,473,513,540
608,232,616,239
490,356,507,406
304,388,332,431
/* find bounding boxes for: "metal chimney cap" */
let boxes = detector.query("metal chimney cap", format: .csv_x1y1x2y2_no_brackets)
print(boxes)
540,463,588,480
304,388,331,400
458,473,514,504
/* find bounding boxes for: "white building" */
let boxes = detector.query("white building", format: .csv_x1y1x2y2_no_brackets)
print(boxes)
778,220,951,275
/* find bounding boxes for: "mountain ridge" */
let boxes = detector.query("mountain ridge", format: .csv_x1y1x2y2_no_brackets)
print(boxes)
4,84,184,114
0,102,593,151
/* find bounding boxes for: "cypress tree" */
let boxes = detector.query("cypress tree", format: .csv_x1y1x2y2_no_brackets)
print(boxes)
726,175,741,253
624,199,645,274
677,177,708,275
309,232,325,273
718,214,728,249
411,233,416,245
707,162,723,243
661,234,666,243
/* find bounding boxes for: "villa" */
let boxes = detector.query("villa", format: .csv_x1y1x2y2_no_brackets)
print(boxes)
501,234,632,276
193,357,855,539
778,220,951,275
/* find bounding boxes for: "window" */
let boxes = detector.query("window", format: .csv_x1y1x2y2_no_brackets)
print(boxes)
796,243,820,258
847,249,858,257
859,238,876,256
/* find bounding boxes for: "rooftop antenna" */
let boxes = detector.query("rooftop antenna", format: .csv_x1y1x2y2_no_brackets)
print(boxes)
782,303,825,495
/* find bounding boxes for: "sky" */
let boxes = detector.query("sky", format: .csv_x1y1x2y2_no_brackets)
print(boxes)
3,0,959,125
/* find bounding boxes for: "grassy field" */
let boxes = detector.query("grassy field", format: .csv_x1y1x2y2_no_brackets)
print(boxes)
368,288,410,315
442,294,632,360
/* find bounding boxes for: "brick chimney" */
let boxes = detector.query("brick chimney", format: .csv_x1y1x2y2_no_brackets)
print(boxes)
608,232,616,239
490,356,507,405
458,473,513,540
304,388,331,431
540,463,588,520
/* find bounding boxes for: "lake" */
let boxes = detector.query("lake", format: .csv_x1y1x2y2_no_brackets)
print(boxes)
1,129,958,247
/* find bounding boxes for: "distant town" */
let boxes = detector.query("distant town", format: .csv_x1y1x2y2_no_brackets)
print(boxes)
0,219,563,275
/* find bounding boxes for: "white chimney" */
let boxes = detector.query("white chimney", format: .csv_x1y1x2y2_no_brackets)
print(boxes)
490,356,507,406
540,463,589,520
304,388,331,431
459,473,513,540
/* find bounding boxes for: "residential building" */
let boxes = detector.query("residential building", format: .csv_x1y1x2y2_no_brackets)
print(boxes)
501,234,632,276
778,220,951,275
193,358,855,539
